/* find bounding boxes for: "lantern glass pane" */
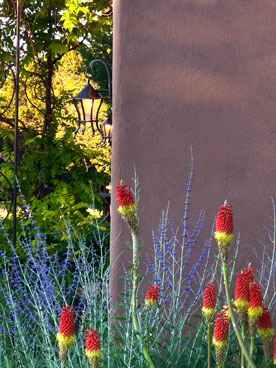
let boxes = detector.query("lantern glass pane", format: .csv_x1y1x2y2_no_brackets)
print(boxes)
93,98,103,121
82,99,93,121
83,98,103,122
103,123,112,138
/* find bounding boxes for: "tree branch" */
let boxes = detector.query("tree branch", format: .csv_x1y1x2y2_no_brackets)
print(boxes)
52,36,88,65
0,115,29,131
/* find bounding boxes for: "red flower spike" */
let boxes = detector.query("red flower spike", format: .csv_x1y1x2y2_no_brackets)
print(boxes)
116,182,138,234
249,283,263,310
202,281,216,322
214,202,233,261
213,312,229,345
234,273,249,311
57,306,75,337
248,283,263,335
85,329,101,361
258,307,274,356
257,307,274,340
145,285,159,307
203,281,216,309
257,307,273,331
56,306,75,363
215,204,233,235
116,185,135,207
212,312,229,366
242,267,255,286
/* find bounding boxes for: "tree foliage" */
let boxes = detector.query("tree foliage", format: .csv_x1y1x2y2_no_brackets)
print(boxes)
0,0,112,254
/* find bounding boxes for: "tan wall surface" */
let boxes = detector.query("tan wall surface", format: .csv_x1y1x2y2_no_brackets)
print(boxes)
110,0,276,302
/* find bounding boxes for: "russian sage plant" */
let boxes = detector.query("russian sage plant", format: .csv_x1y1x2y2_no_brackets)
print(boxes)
0,203,112,368
3,159,276,367
114,152,215,368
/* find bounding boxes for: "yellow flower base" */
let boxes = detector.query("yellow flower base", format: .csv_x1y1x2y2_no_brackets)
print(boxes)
85,349,101,360
212,339,227,349
56,333,75,348
258,328,274,341
202,307,215,321
145,298,157,307
234,299,248,311
214,232,233,246
248,306,263,322
118,204,136,216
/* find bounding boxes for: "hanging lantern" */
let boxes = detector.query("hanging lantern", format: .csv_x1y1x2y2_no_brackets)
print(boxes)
73,59,112,145
73,81,103,135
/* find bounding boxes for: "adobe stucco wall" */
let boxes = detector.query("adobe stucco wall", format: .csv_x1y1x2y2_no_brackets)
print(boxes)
110,0,276,302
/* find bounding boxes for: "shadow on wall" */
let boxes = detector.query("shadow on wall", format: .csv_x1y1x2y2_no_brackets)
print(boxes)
116,0,276,196
111,0,276,305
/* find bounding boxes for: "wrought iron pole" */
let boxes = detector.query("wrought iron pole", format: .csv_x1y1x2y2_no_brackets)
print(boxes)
13,0,20,247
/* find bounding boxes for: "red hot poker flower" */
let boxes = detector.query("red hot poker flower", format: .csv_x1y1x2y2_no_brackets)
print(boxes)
242,267,255,286
202,281,216,322
248,283,263,336
214,202,233,261
213,312,229,346
248,283,263,311
145,285,159,307
116,184,135,207
257,307,274,356
215,203,233,235
56,306,75,363
57,306,75,341
116,183,138,234
213,312,229,366
257,307,274,339
234,273,249,311
85,329,101,361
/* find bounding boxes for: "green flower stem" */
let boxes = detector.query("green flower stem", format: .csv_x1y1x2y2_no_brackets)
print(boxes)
131,233,155,368
250,337,254,358
208,323,211,368
146,309,151,351
146,323,150,352
241,326,245,368
222,261,256,368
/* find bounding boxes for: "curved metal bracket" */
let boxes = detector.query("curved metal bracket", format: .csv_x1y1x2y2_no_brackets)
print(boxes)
85,59,111,99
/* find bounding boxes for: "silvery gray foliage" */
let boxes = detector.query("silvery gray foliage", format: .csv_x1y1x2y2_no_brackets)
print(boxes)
254,196,276,317
1,153,275,367
0,201,111,368
115,148,217,368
